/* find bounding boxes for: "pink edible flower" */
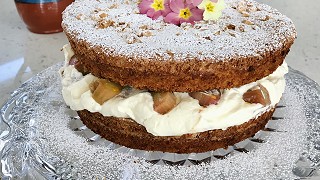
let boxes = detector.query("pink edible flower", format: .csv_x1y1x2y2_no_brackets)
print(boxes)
164,0,203,25
186,0,204,6
138,0,171,20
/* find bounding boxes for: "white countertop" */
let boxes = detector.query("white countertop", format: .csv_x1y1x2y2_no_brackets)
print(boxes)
0,0,319,107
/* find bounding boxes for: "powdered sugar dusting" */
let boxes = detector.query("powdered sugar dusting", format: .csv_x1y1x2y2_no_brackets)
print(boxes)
62,0,296,61
31,67,309,179
3,63,319,179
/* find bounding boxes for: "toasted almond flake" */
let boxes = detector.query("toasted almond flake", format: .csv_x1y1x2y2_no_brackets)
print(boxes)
109,3,118,9
204,36,212,40
143,31,153,37
241,11,250,17
96,19,115,29
238,26,245,32
76,14,84,20
139,25,148,30
229,32,237,37
242,20,254,25
226,24,236,30
99,12,108,18
126,34,142,44
260,15,270,21
214,30,221,35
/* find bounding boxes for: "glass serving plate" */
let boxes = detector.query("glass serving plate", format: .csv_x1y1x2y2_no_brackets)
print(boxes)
0,62,320,179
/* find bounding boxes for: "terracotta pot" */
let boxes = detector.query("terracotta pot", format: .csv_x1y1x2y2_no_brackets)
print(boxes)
14,0,74,34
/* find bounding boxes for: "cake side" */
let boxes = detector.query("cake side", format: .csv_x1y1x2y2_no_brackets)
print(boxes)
78,108,275,153
60,46,288,137
60,0,295,154
62,0,296,91
65,32,292,92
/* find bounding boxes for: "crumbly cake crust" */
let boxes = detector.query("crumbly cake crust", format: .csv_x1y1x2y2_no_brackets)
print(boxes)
78,108,275,153
62,0,296,92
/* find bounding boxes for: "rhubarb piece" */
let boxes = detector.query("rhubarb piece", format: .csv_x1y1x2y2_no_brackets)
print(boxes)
90,79,123,105
243,84,271,106
69,55,78,65
69,55,88,75
189,90,221,107
89,80,99,93
152,92,177,115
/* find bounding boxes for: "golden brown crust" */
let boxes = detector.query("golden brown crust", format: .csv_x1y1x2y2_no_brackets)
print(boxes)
77,109,275,154
61,0,296,92
64,29,293,92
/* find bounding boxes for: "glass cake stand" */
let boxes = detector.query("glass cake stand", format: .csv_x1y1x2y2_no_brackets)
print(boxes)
0,62,320,179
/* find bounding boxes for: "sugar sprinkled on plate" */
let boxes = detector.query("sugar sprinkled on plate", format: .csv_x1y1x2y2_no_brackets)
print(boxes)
30,65,308,179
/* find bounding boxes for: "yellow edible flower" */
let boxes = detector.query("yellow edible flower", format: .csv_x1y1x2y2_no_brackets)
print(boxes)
151,0,165,11
198,0,226,21
179,8,192,19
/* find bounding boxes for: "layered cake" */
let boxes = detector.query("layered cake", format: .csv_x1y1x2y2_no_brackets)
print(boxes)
60,0,296,153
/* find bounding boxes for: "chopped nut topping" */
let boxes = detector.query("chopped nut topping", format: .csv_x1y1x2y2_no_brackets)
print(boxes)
139,25,149,30
251,25,257,30
241,11,250,17
260,15,270,21
137,30,153,37
109,3,118,9
99,13,108,18
204,36,212,40
96,19,115,29
226,24,236,30
236,1,247,12
143,31,153,37
166,50,174,58
76,14,84,20
93,8,102,13
237,26,245,32
247,6,258,12
126,34,142,44
242,20,254,25
229,32,237,37
214,30,221,35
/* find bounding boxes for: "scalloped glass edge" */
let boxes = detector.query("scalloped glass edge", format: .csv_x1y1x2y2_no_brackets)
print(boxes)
0,62,319,179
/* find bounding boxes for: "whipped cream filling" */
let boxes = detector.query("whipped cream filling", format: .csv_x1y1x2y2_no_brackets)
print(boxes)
60,44,288,136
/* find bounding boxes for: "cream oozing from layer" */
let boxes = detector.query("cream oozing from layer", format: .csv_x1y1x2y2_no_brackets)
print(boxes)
60,44,288,136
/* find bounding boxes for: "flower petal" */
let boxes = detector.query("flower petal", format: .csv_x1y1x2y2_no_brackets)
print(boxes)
162,1,172,16
198,0,210,9
169,0,185,13
190,7,204,21
203,10,222,20
154,10,163,19
147,9,162,20
164,12,181,25
187,0,203,6
216,0,226,11
138,0,153,14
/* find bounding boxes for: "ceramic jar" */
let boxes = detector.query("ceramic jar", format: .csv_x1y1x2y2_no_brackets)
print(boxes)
14,0,74,34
